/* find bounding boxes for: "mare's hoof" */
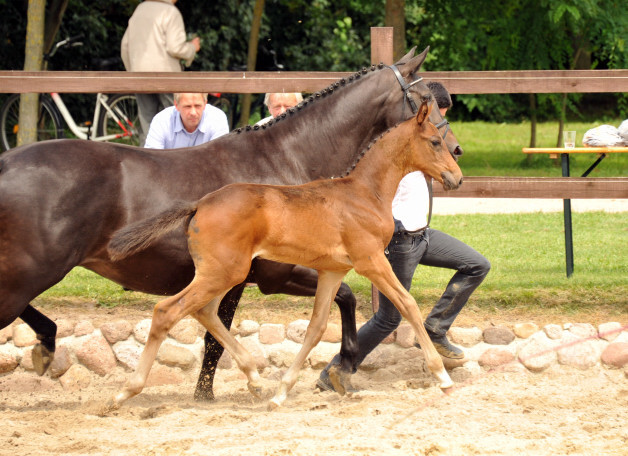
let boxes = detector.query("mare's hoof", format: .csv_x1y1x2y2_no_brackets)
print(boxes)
441,385,455,396
193,388,216,402
328,365,355,396
32,343,53,376
247,382,263,399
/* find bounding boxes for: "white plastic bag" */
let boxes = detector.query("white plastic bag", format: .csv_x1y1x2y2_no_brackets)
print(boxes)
582,124,625,147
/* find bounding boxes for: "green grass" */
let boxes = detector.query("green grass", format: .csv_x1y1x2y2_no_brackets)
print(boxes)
34,121,627,321
454,119,628,177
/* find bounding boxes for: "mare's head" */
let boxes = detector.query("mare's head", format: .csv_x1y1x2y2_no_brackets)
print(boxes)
387,47,464,161
405,98,463,190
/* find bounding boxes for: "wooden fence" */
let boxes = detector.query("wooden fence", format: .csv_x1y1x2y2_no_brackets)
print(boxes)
1,27,626,200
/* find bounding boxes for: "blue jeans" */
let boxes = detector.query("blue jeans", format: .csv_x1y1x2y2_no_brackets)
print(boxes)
324,228,490,374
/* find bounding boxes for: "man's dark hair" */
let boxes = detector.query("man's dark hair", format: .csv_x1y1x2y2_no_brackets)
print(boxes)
426,81,452,110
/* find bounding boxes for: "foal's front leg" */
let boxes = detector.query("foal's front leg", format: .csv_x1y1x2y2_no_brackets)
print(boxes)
356,254,453,391
269,270,346,410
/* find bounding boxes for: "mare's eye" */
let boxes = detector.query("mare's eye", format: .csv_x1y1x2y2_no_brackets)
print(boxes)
431,138,441,147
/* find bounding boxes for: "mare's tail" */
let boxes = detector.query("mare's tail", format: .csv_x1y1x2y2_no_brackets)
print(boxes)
107,201,197,261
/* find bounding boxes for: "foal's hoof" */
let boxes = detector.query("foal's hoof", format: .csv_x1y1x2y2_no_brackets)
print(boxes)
247,381,263,399
98,397,121,417
193,388,216,402
32,343,54,376
328,365,354,396
267,398,281,411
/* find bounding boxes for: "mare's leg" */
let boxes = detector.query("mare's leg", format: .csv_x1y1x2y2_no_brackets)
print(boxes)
193,301,264,399
355,253,453,390
194,282,246,401
253,259,359,374
20,305,57,375
269,270,346,409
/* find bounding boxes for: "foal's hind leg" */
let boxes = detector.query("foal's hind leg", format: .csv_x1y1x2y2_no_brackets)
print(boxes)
269,270,346,409
108,281,227,409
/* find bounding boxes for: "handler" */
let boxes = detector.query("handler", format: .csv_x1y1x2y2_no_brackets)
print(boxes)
317,81,491,392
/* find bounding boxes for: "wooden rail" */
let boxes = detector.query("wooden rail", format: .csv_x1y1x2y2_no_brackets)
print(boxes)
432,177,628,199
1,69,627,94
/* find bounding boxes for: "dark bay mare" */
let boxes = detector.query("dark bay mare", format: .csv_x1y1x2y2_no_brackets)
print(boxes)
0,47,462,399
105,97,462,410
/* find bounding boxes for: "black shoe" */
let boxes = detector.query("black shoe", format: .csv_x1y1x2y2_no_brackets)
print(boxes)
316,369,359,394
415,334,464,359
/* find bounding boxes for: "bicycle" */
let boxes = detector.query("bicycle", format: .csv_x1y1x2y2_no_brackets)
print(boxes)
0,35,141,152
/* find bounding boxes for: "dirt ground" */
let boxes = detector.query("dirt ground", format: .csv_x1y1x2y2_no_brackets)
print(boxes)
2,304,627,456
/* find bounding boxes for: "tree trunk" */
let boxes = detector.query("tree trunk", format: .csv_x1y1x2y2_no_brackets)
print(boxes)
44,0,70,56
238,0,265,127
17,0,46,148
385,0,406,61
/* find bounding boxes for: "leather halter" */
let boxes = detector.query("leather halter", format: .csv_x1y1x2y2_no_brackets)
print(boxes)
388,64,450,141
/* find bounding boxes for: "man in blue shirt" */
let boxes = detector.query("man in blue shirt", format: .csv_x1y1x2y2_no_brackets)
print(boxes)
144,93,229,149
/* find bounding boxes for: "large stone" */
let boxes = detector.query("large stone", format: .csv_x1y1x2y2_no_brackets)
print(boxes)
543,324,563,340
12,324,37,347
478,348,515,368
567,323,597,339
286,320,309,344
74,320,95,337
59,364,92,391
55,319,76,338
157,342,196,369
133,319,152,344
267,340,301,368
0,325,12,344
169,319,200,344
238,320,260,337
601,342,628,368
395,323,415,348
238,335,268,369
259,323,285,345
308,342,340,369
557,332,601,369
0,346,19,374
598,322,623,342
449,326,483,347
483,326,515,345
20,347,34,371
49,345,73,378
513,322,538,339
321,322,341,343
75,334,117,376
112,339,144,371
518,332,557,372
100,320,133,345
146,364,186,387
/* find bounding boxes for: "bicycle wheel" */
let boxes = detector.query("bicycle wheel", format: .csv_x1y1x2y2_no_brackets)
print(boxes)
0,93,63,152
96,94,142,146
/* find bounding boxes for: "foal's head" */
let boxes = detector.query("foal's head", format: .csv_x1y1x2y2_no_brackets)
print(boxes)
407,98,463,190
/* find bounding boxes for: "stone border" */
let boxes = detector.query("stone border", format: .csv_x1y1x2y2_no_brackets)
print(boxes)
1,318,626,391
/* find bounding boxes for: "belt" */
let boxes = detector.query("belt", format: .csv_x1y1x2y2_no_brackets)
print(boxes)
395,227,427,237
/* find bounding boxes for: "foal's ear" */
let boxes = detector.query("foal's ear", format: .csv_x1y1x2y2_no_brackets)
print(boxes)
416,98,432,126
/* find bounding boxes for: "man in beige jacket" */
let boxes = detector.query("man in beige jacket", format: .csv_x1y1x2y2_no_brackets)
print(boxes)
121,0,201,146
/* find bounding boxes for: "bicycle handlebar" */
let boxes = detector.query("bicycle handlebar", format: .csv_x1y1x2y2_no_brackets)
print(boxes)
46,34,85,60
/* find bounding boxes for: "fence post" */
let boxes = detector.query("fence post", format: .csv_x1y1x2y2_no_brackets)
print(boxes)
370,27,394,312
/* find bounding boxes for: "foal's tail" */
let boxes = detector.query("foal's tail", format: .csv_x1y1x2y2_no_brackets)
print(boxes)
107,201,197,261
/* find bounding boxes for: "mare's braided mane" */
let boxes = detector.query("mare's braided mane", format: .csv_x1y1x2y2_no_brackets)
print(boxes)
232,63,387,135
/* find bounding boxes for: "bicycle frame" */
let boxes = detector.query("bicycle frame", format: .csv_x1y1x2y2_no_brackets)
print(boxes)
50,92,136,142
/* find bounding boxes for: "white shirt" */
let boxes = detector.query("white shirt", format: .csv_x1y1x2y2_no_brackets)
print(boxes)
392,171,430,231
144,104,229,149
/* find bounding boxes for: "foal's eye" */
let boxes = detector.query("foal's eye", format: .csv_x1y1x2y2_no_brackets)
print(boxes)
431,138,441,147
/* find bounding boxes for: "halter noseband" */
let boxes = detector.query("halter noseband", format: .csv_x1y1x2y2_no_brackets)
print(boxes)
388,64,450,141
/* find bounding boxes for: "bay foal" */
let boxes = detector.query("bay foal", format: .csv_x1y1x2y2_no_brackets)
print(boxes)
107,97,463,410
